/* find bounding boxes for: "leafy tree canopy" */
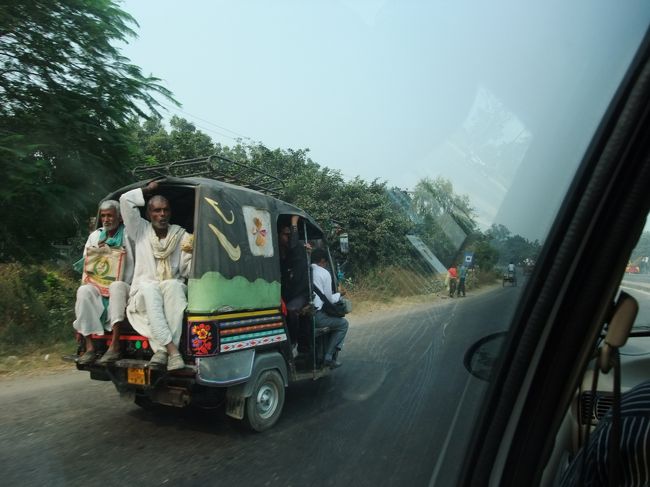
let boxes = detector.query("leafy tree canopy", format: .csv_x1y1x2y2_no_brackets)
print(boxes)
129,116,216,166
486,223,541,266
0,0,175,261
130,120,414,276
218,143,414,275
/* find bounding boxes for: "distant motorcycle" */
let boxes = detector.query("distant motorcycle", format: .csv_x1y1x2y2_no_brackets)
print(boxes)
503,270,517,287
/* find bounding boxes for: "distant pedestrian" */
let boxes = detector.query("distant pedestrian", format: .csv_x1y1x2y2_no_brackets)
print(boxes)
447,265,458,297
457,263,467,297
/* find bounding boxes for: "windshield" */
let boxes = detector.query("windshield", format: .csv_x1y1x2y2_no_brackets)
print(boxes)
2,1,650,486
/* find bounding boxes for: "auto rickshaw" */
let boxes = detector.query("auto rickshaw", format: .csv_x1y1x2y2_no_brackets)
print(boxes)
64,156,345,431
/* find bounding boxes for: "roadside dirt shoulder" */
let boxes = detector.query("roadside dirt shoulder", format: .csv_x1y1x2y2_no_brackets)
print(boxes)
349,281,500,321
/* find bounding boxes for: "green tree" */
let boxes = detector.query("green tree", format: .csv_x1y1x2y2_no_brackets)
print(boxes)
129,116,217,167
168,117,216,162
0,0,175,261
486,223,512,242
227,143,414,275
466,233,499,272
129,127,415,276
486,223,542,265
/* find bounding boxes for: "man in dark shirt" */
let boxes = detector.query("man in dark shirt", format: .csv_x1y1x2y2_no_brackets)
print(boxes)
279,215,311,311
560,380,650,486
279,215,312,353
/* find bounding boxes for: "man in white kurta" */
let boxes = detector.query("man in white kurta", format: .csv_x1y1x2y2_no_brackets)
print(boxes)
73,200,134,365
120,182,192,371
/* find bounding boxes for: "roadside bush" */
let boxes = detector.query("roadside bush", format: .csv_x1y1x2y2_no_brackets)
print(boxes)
475,268,500,286
348,265,444,303
0,263,77,350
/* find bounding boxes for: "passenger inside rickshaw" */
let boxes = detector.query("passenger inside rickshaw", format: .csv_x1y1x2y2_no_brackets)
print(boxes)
128,184,196,234
278,214,313,353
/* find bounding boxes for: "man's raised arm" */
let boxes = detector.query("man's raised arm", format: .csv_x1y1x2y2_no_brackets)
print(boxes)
119,181,158,240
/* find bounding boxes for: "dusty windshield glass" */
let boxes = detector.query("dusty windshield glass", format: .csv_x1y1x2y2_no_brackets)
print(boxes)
1,1,649,486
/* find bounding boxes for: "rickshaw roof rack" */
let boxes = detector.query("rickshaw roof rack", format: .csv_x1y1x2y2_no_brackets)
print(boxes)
131,155,286,198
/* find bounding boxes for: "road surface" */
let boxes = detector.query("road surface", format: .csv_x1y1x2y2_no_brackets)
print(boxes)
0,284,524,487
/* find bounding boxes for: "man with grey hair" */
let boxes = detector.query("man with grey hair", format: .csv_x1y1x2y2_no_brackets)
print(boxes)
120,181,193,371
74,200,134,365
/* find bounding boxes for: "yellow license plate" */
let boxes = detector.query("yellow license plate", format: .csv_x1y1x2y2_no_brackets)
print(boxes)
127,368,147,385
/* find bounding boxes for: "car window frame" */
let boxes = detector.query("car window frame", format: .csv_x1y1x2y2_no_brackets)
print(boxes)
456,29,650,487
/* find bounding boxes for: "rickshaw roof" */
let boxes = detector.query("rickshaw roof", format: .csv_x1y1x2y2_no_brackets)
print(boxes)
105,176,325,237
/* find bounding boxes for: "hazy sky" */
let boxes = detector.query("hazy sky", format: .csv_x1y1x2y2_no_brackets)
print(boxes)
120,0,649,239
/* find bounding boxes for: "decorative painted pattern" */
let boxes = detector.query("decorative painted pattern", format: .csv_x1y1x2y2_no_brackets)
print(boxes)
220,322,284,336
186,309,286,356
220,333,287,353
188,309,279,322
218,310,285,352
218,315,280,329
220,327,285,343
190,323,214,356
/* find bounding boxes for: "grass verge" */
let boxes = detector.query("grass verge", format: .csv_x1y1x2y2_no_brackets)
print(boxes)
0,339,78,379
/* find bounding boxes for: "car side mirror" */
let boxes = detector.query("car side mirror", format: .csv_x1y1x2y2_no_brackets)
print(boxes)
463,332,508,381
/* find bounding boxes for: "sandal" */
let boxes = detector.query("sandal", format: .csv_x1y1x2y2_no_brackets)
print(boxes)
77,350,98,365
149,350,168,366
167,353,185,371
97,349,120,365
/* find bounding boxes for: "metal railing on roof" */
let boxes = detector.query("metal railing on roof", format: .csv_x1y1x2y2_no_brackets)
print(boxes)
131,155,285,197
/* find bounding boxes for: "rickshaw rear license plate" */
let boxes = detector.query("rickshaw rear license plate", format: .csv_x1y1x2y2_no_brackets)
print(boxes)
127,368,147,385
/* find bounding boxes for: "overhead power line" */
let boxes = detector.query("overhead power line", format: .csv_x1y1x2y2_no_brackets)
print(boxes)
156,103,359,182
160,102,254,142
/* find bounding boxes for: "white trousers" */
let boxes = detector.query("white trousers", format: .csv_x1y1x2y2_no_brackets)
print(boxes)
127,280,187,353
73,282,130,336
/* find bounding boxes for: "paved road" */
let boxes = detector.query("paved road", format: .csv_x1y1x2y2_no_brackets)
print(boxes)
621,274,650,322
0,286,523,487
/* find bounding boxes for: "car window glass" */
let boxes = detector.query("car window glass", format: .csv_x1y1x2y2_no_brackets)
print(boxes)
3,1,650,486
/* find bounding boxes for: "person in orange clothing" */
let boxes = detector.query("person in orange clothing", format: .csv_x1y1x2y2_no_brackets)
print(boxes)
447,265,458,297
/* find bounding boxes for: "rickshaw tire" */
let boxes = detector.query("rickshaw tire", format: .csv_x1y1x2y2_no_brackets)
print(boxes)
243,369,285,432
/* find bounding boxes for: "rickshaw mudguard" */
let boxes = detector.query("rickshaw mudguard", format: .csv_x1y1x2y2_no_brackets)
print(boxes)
195,348,256,386
225,351,288,420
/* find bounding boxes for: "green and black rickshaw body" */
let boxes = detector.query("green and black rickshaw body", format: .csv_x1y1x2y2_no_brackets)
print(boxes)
66,175,335,430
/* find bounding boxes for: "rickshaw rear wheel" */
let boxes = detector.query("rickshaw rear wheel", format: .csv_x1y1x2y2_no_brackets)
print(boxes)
243,369,285,432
